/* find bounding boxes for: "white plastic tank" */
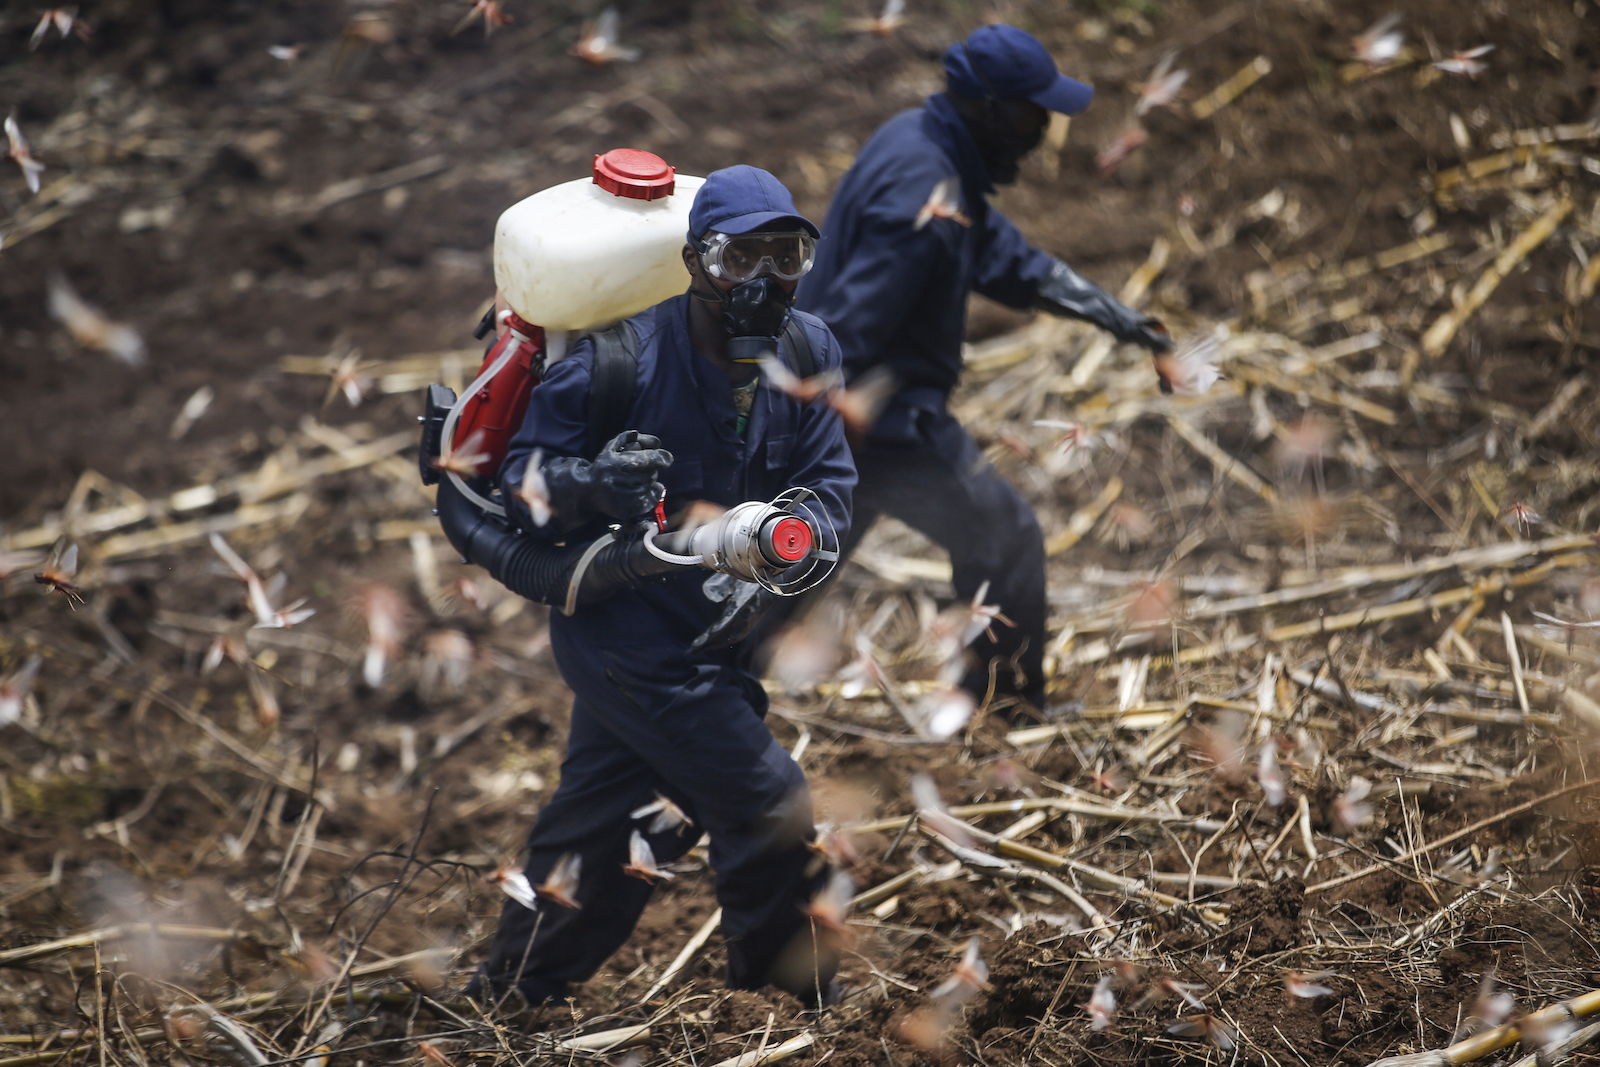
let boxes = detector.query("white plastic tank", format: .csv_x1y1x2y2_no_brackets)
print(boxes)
493,149,704,332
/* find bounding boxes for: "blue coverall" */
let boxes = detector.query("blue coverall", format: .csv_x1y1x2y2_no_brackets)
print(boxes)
476,293,856,1004
796,92,1055,707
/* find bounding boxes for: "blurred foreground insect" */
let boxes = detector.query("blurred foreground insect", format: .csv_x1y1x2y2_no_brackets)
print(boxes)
1095,127,1148,176
431,428,491,478
1135,52,1189,116
835,632,890,699
961,579,1012,646
765,618,843,691
631,792,691,834
1334,776,1374,832
47,273,147,365
1124,579,1177,641
279,941,338,984
1153,330,1222,396
485,863,538,910
332,13,395,76
1167,1013,1238,1051
202,633,249,675
827,365,897,439
1433,44,1493,78
1275,414,1333,486
209,533,315,629
1520,1008,1578,1057
622,830,674,884
761,359,844,404
322,349,372,411
538,853,582,909
570,7,640,66
514,448,554,527
914,177,971,231
169,385,215,441
422,629,474,694
1500,502,1541,536
810,822,862,870
1034,419,1097,453
1134,976,1209,1011
451,577,492,612
1531,610,1600,654
452,0,512,38
1257,742,1286,807
419,1041,453,1067
803,869,855,938
1285,970,1337,1001
911,773,974,848
1085,974,1117,1031
1085,763,1129,795
895,1005,954,1052
1352,13,1404,67
929,936,991,1006
34,540,83,608
1103,501,1154,549
915,686,974,741
31,9,91,50
672,499,728,537
6,114,46,195
843,0,905,35
992,427,1039,465
267,44,303,61
358,583,407,687
0,655,43,727
1454,970,1514,1040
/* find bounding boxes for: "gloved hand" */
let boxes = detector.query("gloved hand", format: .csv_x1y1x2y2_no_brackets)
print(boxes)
541,431,673,529
590,431,673,519
691,581,777,652
1034,260,1173,353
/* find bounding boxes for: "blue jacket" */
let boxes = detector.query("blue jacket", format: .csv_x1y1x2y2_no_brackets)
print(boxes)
500,293,856,652
795,94,1055,439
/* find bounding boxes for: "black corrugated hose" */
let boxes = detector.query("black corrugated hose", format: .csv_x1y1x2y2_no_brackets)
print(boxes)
434,475,683,612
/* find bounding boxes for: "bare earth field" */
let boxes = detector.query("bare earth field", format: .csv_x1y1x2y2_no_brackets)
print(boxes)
3,2,1600,1066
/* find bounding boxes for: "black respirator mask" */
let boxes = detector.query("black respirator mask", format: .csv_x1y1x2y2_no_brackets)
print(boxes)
974,118,1045,186
709,276,793,364
691,230,816,363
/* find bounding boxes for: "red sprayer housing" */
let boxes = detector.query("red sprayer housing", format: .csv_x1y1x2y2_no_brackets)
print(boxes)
453,312,544,475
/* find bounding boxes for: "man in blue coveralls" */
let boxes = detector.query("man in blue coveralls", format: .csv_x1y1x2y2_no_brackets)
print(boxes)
468,166,856,1008
795,24,1171,712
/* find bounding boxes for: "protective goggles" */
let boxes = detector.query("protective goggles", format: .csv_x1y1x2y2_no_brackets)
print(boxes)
697,231,816,283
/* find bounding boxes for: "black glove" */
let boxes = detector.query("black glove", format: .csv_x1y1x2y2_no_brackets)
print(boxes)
541,431,673,529
691,581,777,652
1035,260,1172,353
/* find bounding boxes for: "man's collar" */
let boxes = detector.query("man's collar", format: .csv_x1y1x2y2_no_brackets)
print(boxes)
923,92,995,197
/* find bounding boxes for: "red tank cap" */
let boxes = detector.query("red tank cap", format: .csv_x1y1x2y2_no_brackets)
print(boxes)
592,149,676,201
765,516,814,563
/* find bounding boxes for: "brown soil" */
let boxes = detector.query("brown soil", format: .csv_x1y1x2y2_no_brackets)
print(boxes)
3,0,1600,1065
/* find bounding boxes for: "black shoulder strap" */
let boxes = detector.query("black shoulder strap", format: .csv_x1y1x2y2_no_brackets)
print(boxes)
584,317,807,458
781,315,816,379
585,320,639,460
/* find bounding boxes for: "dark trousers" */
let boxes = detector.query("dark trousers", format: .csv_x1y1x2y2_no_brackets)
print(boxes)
842,407,1047,707
472,638,834,1005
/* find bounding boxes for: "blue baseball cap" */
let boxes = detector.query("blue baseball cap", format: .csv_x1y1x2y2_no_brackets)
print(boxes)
944,24,1094,115
688,165,820,241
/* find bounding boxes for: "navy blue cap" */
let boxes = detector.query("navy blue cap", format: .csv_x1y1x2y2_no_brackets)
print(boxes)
944,24,1094,115
688,165,820,241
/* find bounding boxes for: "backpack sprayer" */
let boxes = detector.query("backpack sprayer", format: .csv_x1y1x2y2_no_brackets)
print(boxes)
419,150,837,616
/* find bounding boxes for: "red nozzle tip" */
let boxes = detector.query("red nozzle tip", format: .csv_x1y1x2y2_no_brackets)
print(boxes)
766,516,813,563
